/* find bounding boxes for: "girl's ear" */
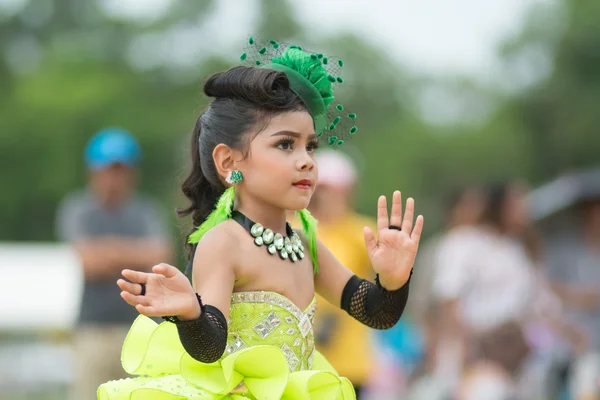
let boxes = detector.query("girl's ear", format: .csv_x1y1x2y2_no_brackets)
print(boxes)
213,144,235,181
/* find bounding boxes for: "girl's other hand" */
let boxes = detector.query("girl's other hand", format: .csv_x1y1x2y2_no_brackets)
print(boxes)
117,263,200,320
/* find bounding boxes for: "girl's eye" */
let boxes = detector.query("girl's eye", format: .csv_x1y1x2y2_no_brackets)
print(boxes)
307,140,319,152
276,138,294,150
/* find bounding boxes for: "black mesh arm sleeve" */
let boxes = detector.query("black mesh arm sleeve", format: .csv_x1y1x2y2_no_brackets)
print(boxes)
340,272,411,330
163,295,228,363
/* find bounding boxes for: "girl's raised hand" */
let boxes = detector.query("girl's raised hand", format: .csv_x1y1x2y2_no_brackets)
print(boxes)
363,191,424,290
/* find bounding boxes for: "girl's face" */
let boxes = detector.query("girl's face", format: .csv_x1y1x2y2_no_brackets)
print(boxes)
236,111,319,211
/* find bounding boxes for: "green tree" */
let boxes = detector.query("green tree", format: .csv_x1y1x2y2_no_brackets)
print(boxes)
496,0,600,181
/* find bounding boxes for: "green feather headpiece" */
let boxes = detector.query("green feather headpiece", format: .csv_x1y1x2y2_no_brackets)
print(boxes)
241,37,358,147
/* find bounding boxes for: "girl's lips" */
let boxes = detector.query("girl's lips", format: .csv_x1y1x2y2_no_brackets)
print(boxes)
293,179,312,189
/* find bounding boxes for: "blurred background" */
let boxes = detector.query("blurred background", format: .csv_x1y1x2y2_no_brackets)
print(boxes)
1,0,600,399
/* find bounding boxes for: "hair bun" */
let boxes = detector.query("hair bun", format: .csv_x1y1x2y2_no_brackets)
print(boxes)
203,66,292,105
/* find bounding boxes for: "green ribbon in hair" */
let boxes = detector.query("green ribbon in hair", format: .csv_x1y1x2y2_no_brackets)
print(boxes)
263,63,328,135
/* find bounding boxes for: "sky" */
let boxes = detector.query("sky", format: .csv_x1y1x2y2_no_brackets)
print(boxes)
131,0,540,82
0,0,545,81
295,0,536,80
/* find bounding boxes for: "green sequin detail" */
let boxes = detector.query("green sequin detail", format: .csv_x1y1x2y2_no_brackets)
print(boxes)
248,37,255,45
336,104,343,111
336,77,344,83
348,113,357,119
259,47,267,55
256,60,261,65
338,60,344,67
240,53,247,61
350,126,358,135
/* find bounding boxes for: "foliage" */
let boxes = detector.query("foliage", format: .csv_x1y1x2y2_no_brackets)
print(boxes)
1,0,599,263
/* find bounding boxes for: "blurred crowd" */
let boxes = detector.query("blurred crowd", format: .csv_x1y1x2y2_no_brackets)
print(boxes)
299,150,600,400
362,176,600,400
3,128,600,400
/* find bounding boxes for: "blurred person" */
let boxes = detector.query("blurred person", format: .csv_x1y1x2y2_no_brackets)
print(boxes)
435,182,585,400
407,186,485,326
405,186,485,399
546,198,600,400
55,127,172,400
305,149,377,398
432,182,535,398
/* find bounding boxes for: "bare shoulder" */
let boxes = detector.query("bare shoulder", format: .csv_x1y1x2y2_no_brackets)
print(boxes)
190,220,243,296
193,220,245,266
196,219,242,245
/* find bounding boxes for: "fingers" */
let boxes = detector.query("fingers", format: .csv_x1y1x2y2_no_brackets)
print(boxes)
401,198,415,233
363,226,377,254
122,269,149,284
152,263,180,278
411,215,424,246
377,195,389,233
389,191,403,227
135,304,161,317
117,279,144,295
120,290,151,307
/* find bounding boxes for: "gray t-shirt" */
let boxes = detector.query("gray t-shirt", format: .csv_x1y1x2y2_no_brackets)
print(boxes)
546,234,600,350
56,189,170,325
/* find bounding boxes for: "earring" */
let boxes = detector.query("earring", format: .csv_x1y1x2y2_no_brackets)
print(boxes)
226,170,243,185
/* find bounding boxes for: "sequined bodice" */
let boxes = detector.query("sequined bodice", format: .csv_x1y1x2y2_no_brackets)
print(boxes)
224,291,317,372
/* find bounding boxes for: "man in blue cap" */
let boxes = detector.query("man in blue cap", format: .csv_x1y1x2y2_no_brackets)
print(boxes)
55,127,172,400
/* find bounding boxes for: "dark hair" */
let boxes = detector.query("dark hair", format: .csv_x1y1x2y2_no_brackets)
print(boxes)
177,66,307,255
480,183,510,231
481,182,541,260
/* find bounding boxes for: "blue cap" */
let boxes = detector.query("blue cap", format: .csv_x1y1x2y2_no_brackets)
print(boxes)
84,127,141,169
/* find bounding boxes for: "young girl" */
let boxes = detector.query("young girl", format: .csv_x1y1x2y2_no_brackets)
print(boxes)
97,39,423,400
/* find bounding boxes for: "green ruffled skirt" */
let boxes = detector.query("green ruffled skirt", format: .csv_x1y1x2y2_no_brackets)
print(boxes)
97,316,355,399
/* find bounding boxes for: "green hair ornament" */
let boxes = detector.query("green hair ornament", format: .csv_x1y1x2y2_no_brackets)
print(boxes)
241,37,358,147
